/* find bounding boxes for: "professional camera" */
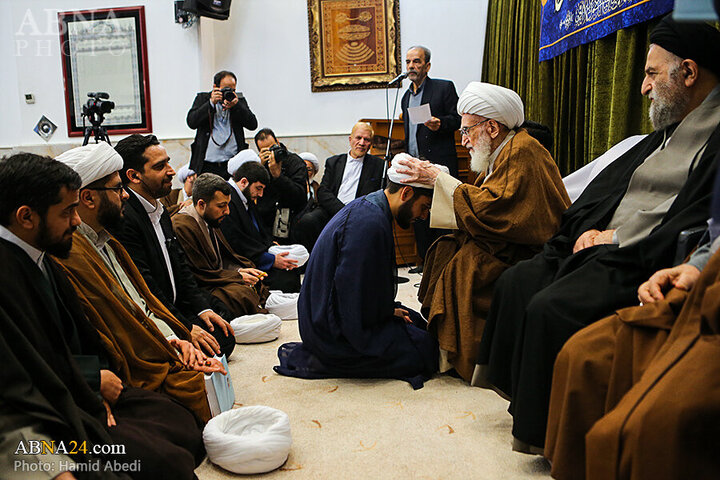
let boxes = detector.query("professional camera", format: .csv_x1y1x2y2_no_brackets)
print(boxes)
220,87,236,103
81,92,114,145
269,143,288,161
83,92,115,119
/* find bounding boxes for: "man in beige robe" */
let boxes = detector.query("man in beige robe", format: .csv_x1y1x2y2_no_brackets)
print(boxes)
173,173,270,318
54,143,226,422
407,82,570,381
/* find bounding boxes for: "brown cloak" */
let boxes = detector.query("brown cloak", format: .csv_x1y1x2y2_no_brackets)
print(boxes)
159,188,183,216
419,130,570,381
584,248,720,480
54,232,211,422
545,288,687,479
546,249,720,480
172,204,269,318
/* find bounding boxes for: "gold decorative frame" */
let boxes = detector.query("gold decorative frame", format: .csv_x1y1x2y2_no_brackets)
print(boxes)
307,0,401,92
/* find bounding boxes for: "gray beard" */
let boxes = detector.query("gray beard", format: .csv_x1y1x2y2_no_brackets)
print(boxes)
648,71,690,131
649,98,687,131
470,140,492,174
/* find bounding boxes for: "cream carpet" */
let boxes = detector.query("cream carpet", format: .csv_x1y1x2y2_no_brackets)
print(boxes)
196,268,551,479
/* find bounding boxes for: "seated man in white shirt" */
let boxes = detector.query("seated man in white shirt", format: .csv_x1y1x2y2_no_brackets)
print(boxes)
292,122,386,250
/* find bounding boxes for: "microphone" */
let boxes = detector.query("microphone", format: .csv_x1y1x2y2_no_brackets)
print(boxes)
388,72,408,86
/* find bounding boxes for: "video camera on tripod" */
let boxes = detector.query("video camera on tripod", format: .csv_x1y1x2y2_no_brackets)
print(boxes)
82,92,115,145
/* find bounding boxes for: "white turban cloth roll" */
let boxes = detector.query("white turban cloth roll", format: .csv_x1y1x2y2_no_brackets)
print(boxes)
203,406,292,474
230,314,282,344
176,164,195,184
55,142,124,188
299,152,320,171
228,149,261,177
268,244,310,267
266,291,299,320
456,81,525,130
386,153,449,188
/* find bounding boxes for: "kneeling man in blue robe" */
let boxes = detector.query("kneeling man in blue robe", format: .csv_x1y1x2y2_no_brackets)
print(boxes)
274,155,443,388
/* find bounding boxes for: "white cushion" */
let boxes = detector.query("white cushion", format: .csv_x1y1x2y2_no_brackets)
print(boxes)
268,244,310,267
266,291,299,320
563,134,646,203
230,314,282,344
203,406,292,474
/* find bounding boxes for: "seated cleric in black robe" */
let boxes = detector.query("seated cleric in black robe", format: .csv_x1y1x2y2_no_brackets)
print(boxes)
0,154,203,479
274,156,443,389
474,16,720,452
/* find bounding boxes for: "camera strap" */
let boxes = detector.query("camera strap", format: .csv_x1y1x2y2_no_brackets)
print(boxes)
209,104,234,147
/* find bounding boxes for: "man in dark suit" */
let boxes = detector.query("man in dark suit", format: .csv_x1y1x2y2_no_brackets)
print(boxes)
221,161,301,293
252,128,309,242
292,122,385,250
112,134,236,358
401,45,461,272
187,70,258,180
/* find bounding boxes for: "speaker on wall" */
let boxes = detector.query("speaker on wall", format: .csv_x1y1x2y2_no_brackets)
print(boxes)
182,0,232,21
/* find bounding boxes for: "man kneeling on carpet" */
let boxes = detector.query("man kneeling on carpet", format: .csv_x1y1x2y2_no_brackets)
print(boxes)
274,155,442,389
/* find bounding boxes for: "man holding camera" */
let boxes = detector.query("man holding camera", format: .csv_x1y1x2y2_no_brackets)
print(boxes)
187,70,258,180
253,128,309,240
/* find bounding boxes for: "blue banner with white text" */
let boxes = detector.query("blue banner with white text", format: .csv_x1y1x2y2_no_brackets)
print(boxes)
539,0,674,62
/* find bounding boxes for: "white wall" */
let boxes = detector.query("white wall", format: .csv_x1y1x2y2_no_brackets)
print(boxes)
1,0,202,148
213,0,488,137
1,0,488,148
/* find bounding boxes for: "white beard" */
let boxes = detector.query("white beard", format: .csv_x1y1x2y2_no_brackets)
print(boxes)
469,138,492,174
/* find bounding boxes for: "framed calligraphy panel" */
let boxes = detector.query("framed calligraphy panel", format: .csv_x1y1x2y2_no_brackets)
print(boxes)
307,0,401,92
58,7,152,137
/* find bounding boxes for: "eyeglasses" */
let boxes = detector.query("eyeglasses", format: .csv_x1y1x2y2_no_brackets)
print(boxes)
86,185,125,194
459,119,490,137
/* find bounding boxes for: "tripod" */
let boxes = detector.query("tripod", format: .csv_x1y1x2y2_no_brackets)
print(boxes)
82,113,112,146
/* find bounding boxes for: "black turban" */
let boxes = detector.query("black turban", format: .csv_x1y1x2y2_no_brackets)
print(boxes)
649,14,720,78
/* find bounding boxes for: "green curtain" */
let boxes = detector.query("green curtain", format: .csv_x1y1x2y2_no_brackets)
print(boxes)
482,1,656,175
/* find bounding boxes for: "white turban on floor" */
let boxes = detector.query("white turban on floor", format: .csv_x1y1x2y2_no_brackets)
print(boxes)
228,149,261,177
266,291,299,320
386,153,449,189
299,152,319,172
457,82,524,129
230,314,282,344
177,164,195,184
203,406,292,474
55,142,124,188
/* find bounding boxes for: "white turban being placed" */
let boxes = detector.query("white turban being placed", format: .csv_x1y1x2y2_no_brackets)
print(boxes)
457,81,525,130
177,164,195,184
228,149,261,177
386,153,449,189
299,152,319,172
55,142,124,188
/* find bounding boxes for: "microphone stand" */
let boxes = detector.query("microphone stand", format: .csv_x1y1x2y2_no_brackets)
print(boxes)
383,77,410,284
381,78,404,188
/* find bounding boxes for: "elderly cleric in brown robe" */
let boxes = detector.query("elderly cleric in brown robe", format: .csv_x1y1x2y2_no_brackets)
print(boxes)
172,173,270,319
411,82,570,381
